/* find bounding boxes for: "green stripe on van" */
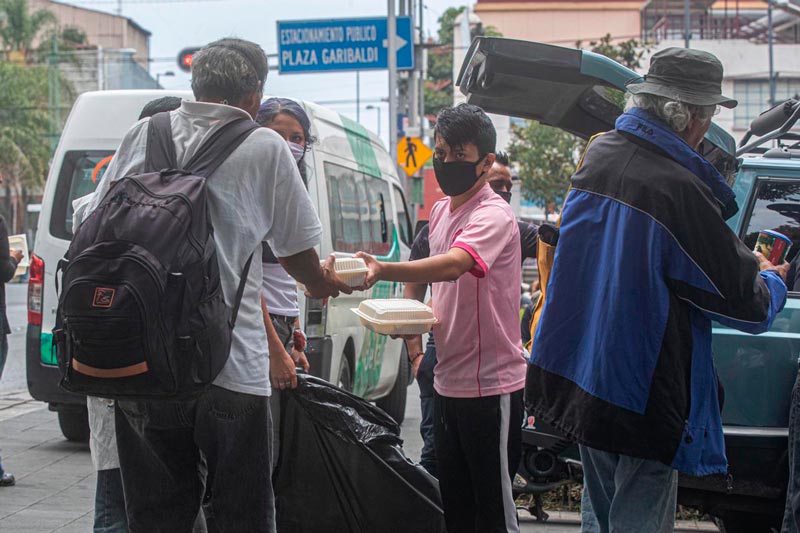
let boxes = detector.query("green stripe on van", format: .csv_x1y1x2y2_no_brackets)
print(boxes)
341,115,381,178
40,332,57,365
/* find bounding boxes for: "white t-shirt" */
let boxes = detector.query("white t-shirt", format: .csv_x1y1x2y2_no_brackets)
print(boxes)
84,101,322,396
261,261,300,317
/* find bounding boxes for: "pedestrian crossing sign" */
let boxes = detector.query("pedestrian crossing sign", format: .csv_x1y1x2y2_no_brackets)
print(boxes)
397,136,433,177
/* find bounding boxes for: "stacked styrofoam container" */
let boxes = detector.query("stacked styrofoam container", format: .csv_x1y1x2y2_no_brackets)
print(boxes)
352,299,438,336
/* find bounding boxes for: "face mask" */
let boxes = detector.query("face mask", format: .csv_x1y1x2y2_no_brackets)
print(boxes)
497,191,512,204
433,156,486,197
288,141,306,163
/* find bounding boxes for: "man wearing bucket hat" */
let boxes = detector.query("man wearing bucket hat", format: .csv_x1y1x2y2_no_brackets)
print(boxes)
525,47,789,533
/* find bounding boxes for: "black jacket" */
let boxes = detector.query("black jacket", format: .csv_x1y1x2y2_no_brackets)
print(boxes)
527,131,787,475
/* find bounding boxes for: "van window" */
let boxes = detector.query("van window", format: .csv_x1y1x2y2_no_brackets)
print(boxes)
50,150,115,240
365,178,392,255
743,179,800,261
325,161,394,255
392,185,413,247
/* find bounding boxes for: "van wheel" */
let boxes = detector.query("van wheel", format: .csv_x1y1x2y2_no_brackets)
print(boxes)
376,349,409,424
338,354,353,392
58,407,90,443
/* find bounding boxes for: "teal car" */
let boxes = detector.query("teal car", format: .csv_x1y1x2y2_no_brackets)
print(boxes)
457,36,799,531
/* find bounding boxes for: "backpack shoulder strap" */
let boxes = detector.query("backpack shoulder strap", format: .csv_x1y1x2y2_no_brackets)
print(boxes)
185,118,260,178
230,252,254,329
145,112,178,172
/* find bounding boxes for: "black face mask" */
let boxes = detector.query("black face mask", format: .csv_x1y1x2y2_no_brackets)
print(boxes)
433,156,487,197
496,191,512,204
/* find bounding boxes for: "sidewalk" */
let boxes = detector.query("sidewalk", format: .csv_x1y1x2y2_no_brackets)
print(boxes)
0,388,719,532
0,390,95,532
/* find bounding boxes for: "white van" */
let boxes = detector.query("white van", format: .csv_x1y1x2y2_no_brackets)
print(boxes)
27,90,414,441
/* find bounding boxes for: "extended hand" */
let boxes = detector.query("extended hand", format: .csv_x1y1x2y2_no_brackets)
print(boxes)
354,252,381,291
10,248,23,262
305,255,354,299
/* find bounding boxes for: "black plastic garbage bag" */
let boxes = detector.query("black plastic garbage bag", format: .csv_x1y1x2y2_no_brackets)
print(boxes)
274,375,446,533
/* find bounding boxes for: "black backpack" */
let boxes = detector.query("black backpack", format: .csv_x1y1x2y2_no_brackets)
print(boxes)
54,112,259,399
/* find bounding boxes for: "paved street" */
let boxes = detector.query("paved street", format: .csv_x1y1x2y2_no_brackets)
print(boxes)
0,283,717,532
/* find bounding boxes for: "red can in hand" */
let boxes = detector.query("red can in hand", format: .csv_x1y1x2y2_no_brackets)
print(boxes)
754,230,792,265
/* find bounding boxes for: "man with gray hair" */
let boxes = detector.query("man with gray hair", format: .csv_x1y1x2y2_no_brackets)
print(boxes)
525,48,789,532
85,38,349,532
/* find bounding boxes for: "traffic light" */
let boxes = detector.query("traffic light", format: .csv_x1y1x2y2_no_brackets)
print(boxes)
177,47,200,73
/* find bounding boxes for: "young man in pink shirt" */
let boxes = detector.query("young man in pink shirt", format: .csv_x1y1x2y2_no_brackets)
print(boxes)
358,104,526,532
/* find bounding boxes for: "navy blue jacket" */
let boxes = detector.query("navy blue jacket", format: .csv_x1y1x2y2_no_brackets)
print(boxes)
527,131,787,476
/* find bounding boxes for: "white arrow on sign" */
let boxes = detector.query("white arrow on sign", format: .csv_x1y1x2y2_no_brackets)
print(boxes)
382,34,408,51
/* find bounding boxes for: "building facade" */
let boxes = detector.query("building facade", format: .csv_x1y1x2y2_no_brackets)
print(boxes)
475,0,645,45
29,0,150,69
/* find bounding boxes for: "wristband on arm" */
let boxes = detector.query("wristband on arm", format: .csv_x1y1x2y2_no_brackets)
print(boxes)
293,329,307,352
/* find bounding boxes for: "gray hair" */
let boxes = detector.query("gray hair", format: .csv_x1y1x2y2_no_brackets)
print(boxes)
191,38,269,105
625,93,715,133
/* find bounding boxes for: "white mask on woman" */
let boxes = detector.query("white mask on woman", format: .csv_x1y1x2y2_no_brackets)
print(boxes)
288,141,306,163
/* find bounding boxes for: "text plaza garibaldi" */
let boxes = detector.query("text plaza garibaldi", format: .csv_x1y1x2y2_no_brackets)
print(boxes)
280,24,379,67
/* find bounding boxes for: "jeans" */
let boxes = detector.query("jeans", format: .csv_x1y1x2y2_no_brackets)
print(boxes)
269,314,295,470
782,367,800,533
434,389,523,533
417,344,437,477
579,445,677,533
94,469,127,533
581,481,601,533
115,385,274,533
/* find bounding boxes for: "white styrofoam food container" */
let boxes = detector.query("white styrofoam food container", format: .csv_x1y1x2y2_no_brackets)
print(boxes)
297,256,369,292
329,257,369,287
352,299,438,336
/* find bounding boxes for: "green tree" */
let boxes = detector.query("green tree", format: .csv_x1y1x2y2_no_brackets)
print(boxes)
423,7,464,117
0,0,57,63
0,61,53,231
424,7,501,118
35,24,89,64
508,121,584,219
59,26,87,48
580,34,646,70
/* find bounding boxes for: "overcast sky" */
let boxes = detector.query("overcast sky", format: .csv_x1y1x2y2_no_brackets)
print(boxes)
65,0,470,144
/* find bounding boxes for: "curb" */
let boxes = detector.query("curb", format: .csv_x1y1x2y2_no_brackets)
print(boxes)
518,510,719,531
0,389,41,422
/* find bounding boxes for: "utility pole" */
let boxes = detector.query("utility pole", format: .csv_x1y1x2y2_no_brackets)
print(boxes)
768,0,776,105
404,0,417,131
683,0,691,48
388,0,398,163
418,0,425,140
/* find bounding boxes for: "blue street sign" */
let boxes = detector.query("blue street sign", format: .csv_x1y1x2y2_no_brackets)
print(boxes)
277,16,414,74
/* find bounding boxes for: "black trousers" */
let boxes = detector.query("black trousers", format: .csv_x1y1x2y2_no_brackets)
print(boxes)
434,389,524,533
115,385,274,533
